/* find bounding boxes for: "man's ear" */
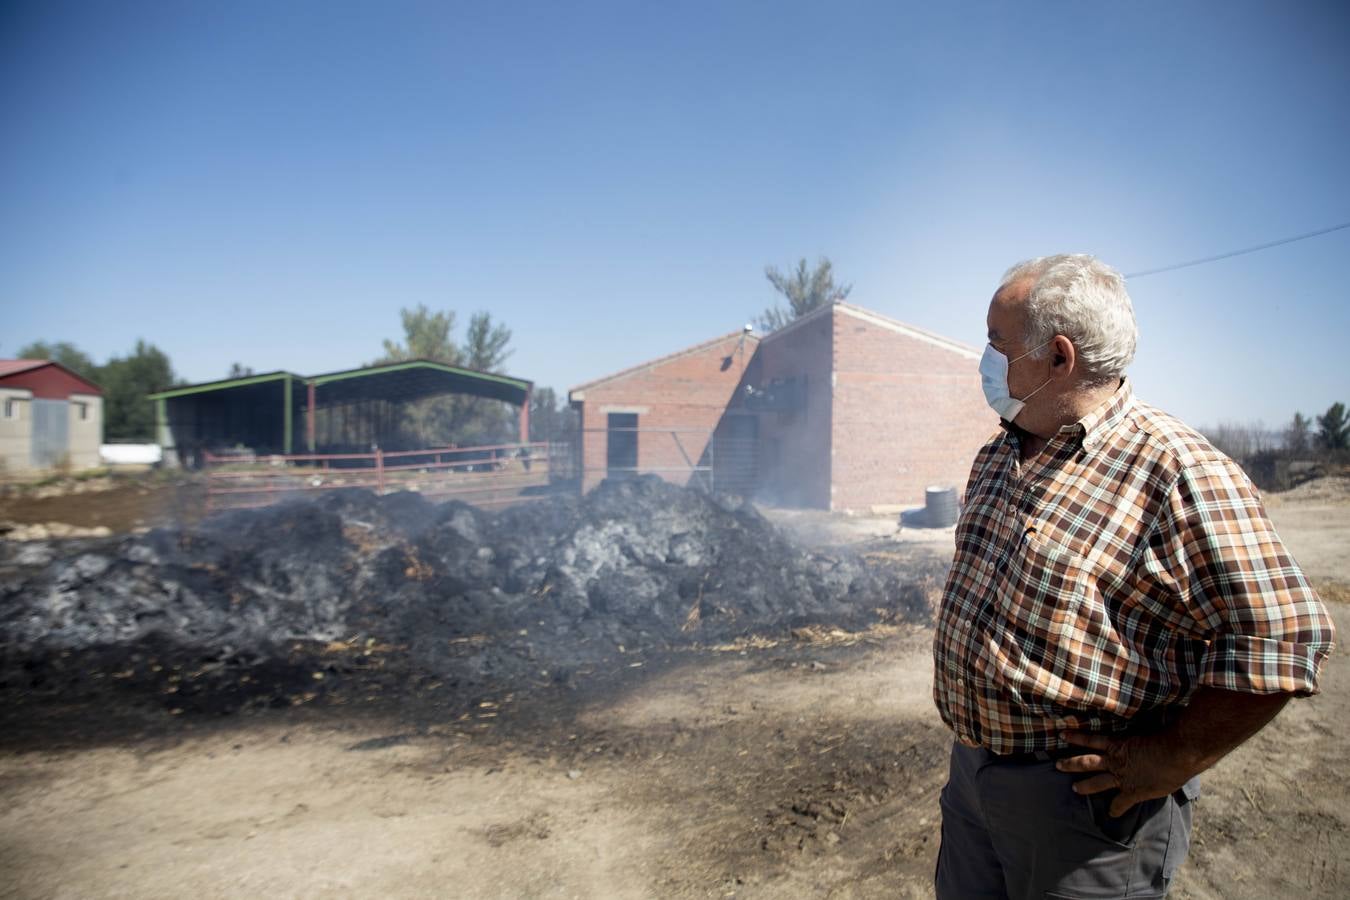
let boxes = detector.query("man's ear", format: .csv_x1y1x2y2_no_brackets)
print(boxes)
1052,335,1076,376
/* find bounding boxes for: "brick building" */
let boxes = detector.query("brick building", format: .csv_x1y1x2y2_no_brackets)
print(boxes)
568,301,997,511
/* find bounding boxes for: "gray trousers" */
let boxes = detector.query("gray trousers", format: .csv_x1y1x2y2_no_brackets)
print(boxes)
935,743,1197,899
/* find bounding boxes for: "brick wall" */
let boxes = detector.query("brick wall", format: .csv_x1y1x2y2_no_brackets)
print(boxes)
569,306,996,511
829,307,997,511
747,312,834,508
573,334,755,492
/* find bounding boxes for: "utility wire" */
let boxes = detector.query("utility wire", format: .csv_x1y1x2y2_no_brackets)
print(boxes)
1125,220,1350,279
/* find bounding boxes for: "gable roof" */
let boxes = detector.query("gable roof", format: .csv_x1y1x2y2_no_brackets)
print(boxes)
148,360,531,405
569,330,758,398
146,370,300,400
832,302,981,360
759,302,981,360
0,359,104,394
0,359,52,378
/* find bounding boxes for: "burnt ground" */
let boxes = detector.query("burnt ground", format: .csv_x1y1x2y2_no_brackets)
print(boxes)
0,478,1347,899
0,473,206,533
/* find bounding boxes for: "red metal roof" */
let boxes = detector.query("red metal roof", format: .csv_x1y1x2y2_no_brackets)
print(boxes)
0,359,103,396
0,359,49,377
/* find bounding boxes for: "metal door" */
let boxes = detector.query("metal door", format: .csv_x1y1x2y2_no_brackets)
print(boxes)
30,399,69,469
606,413,638,477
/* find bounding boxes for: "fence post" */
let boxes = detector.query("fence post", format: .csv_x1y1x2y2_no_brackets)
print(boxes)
376,448,385,494
204,455,214,515
708,433,716,492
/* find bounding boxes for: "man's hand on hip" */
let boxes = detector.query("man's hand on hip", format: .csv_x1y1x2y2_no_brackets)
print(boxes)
1055,687,1293,817
1055,731,1191,817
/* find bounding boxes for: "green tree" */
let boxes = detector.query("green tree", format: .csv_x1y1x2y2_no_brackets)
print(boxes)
227,362,254,378
1284,412,1312,455
100,340,176,441
756,257,852,332
447,312,515,442
375,307,516,447
379,305,460,364
16,340,99,379
527,386,578,443
461,311,513,372
1316,402,1350,451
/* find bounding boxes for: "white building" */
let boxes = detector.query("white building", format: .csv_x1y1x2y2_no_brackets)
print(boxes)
0,360,104,475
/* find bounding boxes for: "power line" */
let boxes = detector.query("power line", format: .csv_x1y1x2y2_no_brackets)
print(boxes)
1125,220,1350,279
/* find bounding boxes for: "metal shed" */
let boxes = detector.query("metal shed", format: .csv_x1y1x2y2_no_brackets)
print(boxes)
149,360,532,466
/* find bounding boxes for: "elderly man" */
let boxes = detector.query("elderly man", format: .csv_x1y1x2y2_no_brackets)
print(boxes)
932,254,1335,899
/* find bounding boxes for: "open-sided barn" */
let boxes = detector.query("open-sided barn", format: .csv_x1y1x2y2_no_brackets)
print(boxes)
148,360,533,466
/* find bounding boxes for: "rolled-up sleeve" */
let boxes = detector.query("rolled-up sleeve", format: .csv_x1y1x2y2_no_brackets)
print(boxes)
1165,458,1336,695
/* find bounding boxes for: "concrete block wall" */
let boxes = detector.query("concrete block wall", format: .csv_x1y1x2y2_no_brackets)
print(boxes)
829,307,997,511
0,387,32,474
67,393,104,470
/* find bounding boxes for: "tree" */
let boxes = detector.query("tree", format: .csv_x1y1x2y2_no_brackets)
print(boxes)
227,362,254,378
374,307,517,447
100,340,176,441
1316,402,1350,451
16,340,99,380
528,386,578,443
1284,412,1312,455
756,257,852,332
461,311,512,372
448,312,515,443
1204,421,1272,461
379,305,459,364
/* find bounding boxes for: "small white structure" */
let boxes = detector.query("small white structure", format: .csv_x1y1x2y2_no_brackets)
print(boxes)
0,360,104,475
100,443,163,466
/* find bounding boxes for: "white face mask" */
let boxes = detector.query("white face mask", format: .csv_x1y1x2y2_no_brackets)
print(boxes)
980,341,1053,422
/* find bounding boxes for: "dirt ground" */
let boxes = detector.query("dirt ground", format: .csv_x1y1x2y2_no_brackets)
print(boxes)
2,481,1347,899
0,472,205,534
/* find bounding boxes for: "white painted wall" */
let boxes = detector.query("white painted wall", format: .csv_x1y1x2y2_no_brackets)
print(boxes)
67,392,103,469
0,387,33,474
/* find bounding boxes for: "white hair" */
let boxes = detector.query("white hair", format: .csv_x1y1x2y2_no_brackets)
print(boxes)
999,254,1138,385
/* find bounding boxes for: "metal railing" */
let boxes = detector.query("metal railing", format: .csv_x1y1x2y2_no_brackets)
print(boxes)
203,441,560,513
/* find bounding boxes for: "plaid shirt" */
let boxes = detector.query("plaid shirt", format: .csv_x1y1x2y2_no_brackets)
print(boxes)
933,380,1336,754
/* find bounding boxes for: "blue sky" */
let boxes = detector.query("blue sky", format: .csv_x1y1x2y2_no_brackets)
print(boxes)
3,1,1347,429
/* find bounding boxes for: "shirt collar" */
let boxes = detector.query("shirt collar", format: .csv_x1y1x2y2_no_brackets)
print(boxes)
1066,377,1133,452
997,377,1134,453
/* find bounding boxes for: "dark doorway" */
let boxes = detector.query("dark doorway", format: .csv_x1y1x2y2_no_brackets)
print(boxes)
606,412,638,477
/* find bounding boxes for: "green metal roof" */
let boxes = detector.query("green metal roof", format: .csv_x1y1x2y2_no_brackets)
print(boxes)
148,360,530,405
308,359,530,391
147,371,300,400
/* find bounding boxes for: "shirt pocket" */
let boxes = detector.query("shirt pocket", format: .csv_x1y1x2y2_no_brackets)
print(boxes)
1002,532,1088,635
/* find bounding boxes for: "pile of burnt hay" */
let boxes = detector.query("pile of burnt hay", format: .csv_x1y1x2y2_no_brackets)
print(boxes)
1,476,941,716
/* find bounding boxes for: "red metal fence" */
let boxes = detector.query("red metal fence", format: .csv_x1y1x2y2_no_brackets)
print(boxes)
203,442,565,513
